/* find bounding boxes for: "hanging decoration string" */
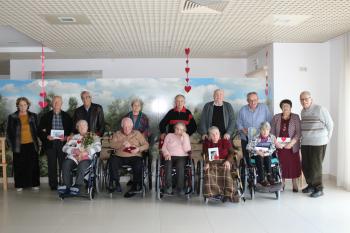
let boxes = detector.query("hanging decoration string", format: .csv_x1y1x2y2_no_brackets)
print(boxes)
38,44,48,108
265,50,269,97
184,48,191,93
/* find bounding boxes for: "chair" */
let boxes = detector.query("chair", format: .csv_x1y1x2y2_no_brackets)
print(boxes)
0,137,8,191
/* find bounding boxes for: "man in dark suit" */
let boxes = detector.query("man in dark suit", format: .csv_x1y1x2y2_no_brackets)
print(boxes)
73,91,105,136
39,96,73,190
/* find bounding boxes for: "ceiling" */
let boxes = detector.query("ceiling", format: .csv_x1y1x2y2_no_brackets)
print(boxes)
0,0,350,62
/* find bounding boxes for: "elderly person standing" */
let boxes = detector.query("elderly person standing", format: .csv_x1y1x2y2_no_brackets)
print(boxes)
299,91,333,198
203,126,239,202
73,91,105,136
39,96,73,190
199,89,235,140
60,120,101,194
109,117,149,198
6,97,40,191
236,92,272,167
271,99,301,192
159,94,197,140
161,122,191,195
124,98,150,140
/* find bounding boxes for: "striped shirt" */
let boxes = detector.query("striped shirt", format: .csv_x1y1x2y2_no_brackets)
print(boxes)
301,104,333,146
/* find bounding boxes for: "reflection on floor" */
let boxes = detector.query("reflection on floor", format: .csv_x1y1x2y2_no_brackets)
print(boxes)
0,179,349,233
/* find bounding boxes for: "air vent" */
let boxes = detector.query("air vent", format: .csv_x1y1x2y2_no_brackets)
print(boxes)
182,0,229,14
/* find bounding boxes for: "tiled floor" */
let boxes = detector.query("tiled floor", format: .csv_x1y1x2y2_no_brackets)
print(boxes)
0,179,349,233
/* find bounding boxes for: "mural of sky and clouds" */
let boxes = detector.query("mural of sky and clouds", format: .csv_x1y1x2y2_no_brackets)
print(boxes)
0,77,267,115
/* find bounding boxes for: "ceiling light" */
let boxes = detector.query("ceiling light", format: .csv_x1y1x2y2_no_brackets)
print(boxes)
262,14,312,26
57,16,76,23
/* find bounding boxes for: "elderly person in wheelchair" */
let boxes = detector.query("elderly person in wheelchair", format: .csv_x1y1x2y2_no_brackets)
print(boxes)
109,117,149,198
60,120,101,195
203,126,239,202
161,122,191,195
246,121,276,186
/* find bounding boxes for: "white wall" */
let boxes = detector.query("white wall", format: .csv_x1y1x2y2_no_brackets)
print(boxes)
329,35,346,177
10,58,246,79
273,42,332,174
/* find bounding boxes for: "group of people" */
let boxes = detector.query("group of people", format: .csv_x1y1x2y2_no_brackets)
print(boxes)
5,88,333,200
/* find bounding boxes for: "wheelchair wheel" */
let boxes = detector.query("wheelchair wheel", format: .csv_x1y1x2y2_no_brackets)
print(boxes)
88,186,95,200
95,158,104,193
156,158,161,200
188,159,195,195
275,190,280,200
142,158,149,197
249,185,255,200
196,160,204,196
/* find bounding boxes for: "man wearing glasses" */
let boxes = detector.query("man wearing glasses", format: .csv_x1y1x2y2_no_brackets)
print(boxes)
299,91,333,198
73,91,105,137
236,92,272,166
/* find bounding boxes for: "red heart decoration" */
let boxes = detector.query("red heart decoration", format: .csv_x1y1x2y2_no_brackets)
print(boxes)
184,85,191,93
39,91,47,98
38,101,48,108
185,78,189,82
185,48,190,55
214,155,219,160
185,67,190,73
186,59,189,64
281,137,286,142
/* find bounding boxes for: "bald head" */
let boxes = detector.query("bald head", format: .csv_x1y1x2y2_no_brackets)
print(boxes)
121,117,133,135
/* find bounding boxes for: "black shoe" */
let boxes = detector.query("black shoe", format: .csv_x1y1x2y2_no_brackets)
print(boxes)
115,184,122,193
302,185,314,193
310,190,324,198
130,184,142,194
124,191,136,198
126,180,133,186
50,186,57,191
292,187,298,193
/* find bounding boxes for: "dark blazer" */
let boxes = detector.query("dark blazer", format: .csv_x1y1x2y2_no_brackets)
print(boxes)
6,111,39,153
38,110,73,150
73,103,105,136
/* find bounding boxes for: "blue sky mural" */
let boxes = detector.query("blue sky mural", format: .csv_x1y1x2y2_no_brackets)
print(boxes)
0,77,268,115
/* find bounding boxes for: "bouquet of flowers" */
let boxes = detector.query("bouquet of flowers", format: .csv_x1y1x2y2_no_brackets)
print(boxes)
81,132,97,150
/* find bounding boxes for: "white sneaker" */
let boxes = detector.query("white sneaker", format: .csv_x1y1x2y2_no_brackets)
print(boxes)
16,188,23,192
32,186,40,191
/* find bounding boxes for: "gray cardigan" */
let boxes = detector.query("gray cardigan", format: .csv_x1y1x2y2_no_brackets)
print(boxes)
198,101,235,136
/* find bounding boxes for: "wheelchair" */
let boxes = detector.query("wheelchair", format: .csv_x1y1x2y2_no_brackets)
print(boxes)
58,153,99,200
244,153,283,200
106,151,151,198
196,152,244,204
155,138,195,200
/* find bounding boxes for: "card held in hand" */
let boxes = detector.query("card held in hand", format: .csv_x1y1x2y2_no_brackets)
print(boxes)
208,147,219,161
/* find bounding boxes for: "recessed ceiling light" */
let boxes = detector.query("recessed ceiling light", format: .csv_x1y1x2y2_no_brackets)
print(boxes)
262,14,312,26
57,16,76,23
41,14,91,25
7,41,19,44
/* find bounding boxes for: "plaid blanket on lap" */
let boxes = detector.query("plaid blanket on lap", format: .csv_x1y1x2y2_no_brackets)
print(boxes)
204,162,240,202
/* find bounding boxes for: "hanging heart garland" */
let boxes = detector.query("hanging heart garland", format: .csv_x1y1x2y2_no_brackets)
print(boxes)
184,47,191,93
265,50,269,96
38,44,48,108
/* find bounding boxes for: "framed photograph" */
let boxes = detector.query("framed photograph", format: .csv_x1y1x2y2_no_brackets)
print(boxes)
208,147,219,161
50,129,64,140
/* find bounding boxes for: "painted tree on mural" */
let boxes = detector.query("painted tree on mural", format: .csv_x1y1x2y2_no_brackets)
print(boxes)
105,98,130,132
67,97,78,117
0,94,9,135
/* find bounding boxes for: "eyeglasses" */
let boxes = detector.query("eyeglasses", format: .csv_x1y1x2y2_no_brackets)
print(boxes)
300,97,311,101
